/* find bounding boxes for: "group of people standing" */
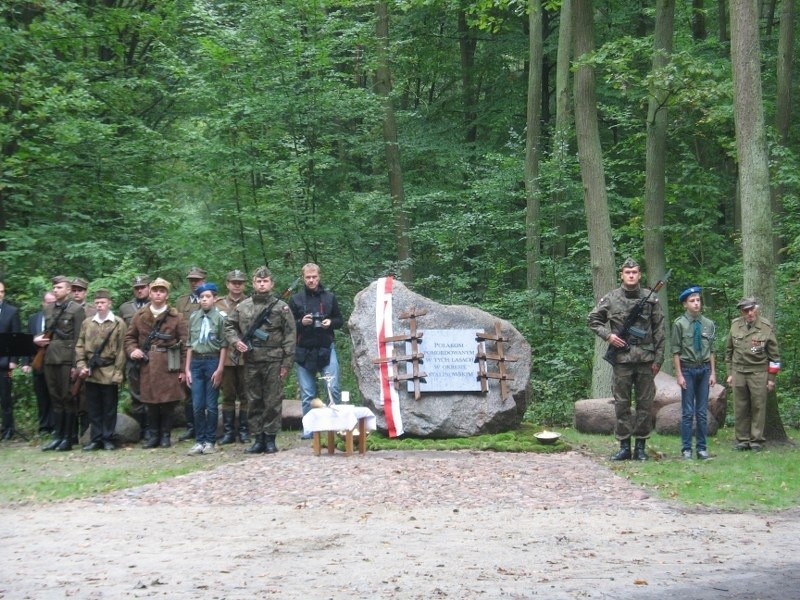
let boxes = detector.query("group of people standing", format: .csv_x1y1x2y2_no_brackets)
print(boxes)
588,258,780,460
0,263,344,456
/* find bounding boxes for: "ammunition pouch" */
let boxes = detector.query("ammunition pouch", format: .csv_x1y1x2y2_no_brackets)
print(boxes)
167,344,182,373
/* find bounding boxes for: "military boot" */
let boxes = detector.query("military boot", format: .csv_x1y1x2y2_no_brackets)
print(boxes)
160,409,173,448
42,411,64,451
245,433,265,454
237,411,250,444
219,410,236,445
264,434,278,454
177,399,194,441
56,414,75,452
611,438,632,461
633,438,649,461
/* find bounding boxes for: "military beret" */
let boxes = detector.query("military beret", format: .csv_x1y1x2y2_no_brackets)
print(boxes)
195,283,219,296
252,266,272,279
150,277,171,292
131,274,151,287
186,267,207,279
227,269,247,282
93,288,112,301
620,257,640,270
679,286,701,303
71,277,89,290
51,275,70,284
737,297,758,311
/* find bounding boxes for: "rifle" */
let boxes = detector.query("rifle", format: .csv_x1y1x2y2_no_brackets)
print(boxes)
281,277,302,300
71,321,119,397
31,302,70,371
603,270,671,366
129,312,169,377
230,298,280,366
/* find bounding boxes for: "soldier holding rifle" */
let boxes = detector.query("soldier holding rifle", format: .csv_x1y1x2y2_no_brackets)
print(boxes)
588,258,666,461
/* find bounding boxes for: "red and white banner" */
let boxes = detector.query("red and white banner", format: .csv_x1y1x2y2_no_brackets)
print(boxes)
376,276,403,437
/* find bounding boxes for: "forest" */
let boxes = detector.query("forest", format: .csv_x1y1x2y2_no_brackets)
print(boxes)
2,0,800,430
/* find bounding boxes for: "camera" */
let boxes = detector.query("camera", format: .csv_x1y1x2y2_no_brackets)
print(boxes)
311,312,325,329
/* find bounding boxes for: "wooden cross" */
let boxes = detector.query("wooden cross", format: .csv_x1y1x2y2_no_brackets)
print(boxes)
372,307,428,400
475,321,517,400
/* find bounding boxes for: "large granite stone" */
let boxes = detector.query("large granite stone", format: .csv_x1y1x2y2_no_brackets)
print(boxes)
349,279,531,438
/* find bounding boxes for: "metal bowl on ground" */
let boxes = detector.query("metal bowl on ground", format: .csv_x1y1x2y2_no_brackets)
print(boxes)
534,431,561,445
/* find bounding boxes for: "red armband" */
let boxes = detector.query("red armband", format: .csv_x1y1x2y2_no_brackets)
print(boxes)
768,361,781,375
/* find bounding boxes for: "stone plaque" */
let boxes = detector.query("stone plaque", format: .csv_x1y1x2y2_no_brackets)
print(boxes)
406,329,481,393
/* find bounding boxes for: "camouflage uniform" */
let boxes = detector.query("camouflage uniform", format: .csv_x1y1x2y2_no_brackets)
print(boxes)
224,289,295,445
725,298,780,448
587,281,665,443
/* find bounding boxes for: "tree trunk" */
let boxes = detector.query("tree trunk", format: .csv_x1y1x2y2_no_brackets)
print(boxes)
551,0,573,259
525,0,544,297
644,0,675,373
574,0,615,398
458,5,478,147
772,0,794,257
730,0,785,440
375,1,412,283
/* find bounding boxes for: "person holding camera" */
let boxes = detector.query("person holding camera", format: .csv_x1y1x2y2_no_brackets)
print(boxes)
289,263,344,437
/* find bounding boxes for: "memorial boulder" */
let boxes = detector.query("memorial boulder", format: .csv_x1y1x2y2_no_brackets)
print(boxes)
349,278,532,438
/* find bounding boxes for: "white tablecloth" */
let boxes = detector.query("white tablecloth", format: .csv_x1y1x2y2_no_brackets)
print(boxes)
302,405,377,435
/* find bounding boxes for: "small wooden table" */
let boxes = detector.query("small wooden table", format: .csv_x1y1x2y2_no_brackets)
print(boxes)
302,406,377,456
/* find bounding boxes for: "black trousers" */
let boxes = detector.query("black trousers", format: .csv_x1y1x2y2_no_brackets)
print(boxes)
0,371,13,434
85,381,119,443
33,370,54,432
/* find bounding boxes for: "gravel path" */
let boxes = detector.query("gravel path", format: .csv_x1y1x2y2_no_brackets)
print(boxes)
2,448,799,599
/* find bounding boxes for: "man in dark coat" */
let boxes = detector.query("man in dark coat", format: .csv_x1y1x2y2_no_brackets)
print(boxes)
0,281,22,440
21,291,56,434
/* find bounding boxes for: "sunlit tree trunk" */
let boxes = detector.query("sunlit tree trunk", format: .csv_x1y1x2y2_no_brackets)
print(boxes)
730,0,785,440
574,0,614,398
551,0,573,259
773,0,794,257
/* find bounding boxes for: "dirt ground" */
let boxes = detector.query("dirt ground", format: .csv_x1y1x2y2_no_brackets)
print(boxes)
1,447,799,599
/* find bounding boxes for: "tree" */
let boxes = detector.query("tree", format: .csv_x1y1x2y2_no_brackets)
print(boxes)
525,0,543,296
729,0,785,440
573,0,615,397
376,1,413,282
643,0,675,371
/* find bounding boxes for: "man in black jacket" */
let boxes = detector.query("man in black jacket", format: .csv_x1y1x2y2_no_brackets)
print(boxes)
289,264,344,438
0,281,22,440
21,291,56,434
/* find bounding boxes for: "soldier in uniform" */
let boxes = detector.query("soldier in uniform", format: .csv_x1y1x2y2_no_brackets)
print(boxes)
75,289,127,451
215,269,250,444
588,258,665,461
174,267,207,443
35,275,85,451
118,275,151,438
725,297,780,452
71,278,96,319
224,266,295,454
124,278,188,449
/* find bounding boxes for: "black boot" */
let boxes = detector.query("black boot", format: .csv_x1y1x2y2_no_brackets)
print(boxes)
237,410,250,444
133,410,147,441
43,409,64,451
160,406,173,448
633,438,649,461
142,405,160,448
178,400,194,442
245,433,265,454
264,434,278,454
219,410,236,445
56,413,75,452
611,438,632,461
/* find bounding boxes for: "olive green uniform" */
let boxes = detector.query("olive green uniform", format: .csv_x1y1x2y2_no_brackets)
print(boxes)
224,293,295,436
725,316,780,446
588,286,665,440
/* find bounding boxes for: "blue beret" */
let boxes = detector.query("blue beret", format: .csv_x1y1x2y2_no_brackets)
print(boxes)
195,283,219,296
679,286,701,303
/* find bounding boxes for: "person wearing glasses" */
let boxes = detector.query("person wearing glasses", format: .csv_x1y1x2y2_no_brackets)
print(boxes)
725,297,780,452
